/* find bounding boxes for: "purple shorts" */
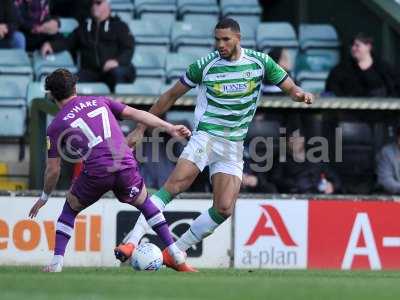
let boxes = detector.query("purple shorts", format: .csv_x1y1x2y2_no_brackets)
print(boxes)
71,167,144,207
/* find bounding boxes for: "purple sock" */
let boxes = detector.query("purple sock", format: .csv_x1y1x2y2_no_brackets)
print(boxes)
137,196,174,247
54,201,79,256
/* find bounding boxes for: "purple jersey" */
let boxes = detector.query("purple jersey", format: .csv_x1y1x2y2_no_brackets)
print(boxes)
47,96,137,177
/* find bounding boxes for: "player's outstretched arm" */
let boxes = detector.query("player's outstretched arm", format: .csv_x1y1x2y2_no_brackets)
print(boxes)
29,157,61,218
125,81,191,147
279,77,314,104
121,106,191,139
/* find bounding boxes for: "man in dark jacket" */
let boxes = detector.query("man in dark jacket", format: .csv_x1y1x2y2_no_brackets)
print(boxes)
0,0,25,49
41,0,135,92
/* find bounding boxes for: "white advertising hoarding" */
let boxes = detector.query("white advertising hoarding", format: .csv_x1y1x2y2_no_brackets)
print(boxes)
0,196,231,268
234,200,308,269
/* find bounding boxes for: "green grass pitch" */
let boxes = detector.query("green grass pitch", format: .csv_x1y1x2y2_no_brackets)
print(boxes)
1,267,399,300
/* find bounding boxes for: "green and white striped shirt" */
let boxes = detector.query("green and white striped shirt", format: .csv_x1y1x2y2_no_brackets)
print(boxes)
180,48,288,141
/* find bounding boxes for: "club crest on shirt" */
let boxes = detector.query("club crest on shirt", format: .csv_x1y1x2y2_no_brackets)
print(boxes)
244,71,252,78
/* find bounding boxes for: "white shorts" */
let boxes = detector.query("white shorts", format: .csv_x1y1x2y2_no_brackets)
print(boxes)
180,131,244,180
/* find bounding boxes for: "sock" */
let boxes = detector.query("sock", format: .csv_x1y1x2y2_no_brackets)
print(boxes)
54,201,79,256
176,207,228,251
136,196,174,247
124,187,173,246
152,187,173,206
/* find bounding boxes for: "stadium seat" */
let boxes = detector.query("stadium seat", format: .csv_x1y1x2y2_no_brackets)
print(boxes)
256,22,299,65
133,46,167,78
299,80,326,94
115,78,163,95
141,13,175,30
334,121,375,194
166,110,195,126
220,0,262,17
160,82,197,97
0,101,27,137
299,24,340,51
0,77,27,137
1,75,30,103
114,11,134,24
247,119,281,141
177,47,213,58
26,81,46,106
183,14,219,26
165,52,199,82
110,0,134,16
33,51,77,80
246,119,282,154
135,0,177,18
129,19,171,46
256,22,299,62
233,15,260,30
77,83,111,94
177,0,220,20
295,52,338,82
240,22,257,49
59,18,79,36
171,20,215,52
0,49,32,77
0,77,27,99
257,22,298,50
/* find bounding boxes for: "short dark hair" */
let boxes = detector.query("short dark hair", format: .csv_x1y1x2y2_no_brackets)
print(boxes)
215,18,240,33
45,68,77,102
353,32,374,46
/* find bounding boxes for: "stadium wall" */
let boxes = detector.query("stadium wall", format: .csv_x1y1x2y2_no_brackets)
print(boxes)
1,196,400,270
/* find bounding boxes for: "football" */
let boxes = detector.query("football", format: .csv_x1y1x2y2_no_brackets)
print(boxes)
131,243,163,271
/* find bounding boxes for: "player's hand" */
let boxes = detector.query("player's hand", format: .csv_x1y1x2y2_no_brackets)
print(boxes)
29,199,47,219
295,91,314,105
126,127,145,148
168,125,191,139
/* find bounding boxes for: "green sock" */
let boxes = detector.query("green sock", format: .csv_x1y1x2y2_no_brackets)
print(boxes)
208,206,227,224
175,206,228,251
153,187,173,205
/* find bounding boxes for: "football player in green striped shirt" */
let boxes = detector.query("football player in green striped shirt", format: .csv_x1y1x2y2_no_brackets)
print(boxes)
115,18,314,271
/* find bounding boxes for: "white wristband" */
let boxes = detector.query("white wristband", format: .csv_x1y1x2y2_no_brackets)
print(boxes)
40,191,49,202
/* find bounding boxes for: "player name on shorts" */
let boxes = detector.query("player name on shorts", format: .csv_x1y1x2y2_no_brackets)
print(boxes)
63,100,98,121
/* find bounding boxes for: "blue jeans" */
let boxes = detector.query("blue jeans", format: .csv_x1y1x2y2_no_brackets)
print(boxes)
0,31,26,49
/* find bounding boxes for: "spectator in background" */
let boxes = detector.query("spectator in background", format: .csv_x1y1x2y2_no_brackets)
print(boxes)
41,0,135,92
262,47,294,95
376,126,400,194
0,0,25,49
241,163,278,193
272,130,342,194
326,33,400,97
15,0,61,51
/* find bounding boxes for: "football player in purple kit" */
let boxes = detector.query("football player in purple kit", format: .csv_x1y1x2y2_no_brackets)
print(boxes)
28,68,196,272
